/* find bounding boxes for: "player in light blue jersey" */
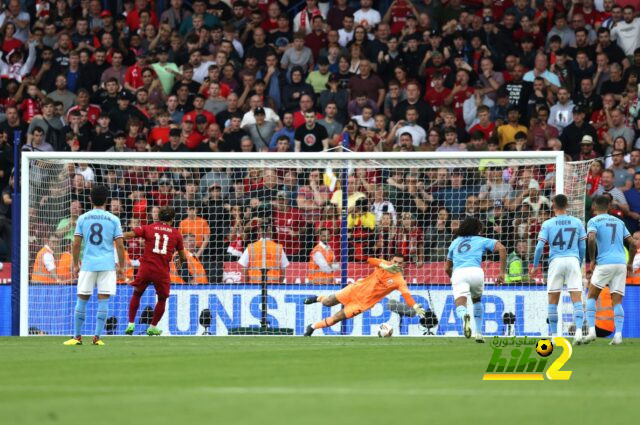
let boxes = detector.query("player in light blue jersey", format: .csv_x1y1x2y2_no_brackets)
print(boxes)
63,185,125,346
585,195,636,345
532,194,587,343
446,217,506,342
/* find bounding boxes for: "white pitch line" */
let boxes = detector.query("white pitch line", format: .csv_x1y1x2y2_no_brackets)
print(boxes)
0,385,636,399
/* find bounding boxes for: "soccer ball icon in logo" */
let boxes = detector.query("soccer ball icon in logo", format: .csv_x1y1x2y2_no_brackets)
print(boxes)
378,323,393,338
536,339,554,357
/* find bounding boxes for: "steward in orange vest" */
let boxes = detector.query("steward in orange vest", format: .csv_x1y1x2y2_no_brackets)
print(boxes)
170,250,208,284
238,225,289,284
116,247,135,284
307,228,338,284
595,287,615,336
57,251,74,282
31,236,64,284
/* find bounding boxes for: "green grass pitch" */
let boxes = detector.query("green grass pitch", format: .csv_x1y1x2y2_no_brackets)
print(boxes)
1,337,638,425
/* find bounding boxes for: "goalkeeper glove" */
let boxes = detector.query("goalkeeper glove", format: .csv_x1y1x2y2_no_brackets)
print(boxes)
380,263,401,274
413,303,426,318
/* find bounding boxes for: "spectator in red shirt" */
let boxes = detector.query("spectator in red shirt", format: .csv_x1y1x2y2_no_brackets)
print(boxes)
66,89,101,125
1,22,23,55
596,0,615,27
426,50,453,88
474,0,508,22
181,117,205,150
469,105,495,141
273,190,306,261
124,54,149,92
569,0,600,27
126,0,158,33
182,94,216,125
383,0,418,35
261,2,282,33
586,160,604,196
424,71,451,113
501,54,518,83
293,94,323,128
394,211,424,265
125,218,144,260
591,93,615,141
148,110,172,147
130,188,149,224
445,69,475,127
512,15,545,48
150,176,174,207
193,115,210,145
534,0,564,33
18,82,43,123
125,117,144,149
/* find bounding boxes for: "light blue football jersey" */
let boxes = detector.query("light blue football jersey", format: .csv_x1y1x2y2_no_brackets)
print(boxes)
74,208,123,271
537,215,586,262
586,214,630,265
447,236,497,270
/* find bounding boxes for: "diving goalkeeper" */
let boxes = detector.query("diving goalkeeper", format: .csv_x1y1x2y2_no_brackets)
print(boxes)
303,253,426,336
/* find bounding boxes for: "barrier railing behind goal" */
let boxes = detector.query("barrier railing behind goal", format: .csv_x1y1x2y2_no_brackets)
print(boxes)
20,151,596,337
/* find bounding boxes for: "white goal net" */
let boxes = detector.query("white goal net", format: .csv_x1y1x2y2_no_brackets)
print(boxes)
21,152,591,337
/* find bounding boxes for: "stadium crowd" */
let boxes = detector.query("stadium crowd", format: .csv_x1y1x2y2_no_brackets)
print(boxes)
2,0,640,284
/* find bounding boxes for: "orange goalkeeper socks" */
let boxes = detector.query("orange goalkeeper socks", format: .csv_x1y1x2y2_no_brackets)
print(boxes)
313,317,336,329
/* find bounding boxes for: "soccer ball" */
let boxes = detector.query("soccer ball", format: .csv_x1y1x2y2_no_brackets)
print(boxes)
536,339,554,357
378,323,393,338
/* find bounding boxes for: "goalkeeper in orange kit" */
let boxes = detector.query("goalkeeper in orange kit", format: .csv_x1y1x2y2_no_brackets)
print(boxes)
303,253,426,336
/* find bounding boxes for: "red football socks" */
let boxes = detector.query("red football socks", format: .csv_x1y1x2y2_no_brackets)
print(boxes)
151,298,167,326
128,292,142,323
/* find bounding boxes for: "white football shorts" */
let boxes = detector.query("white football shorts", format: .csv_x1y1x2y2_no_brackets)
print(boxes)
77,270,117,296
451,267,485,300
591,264,627,296
547,257,582,293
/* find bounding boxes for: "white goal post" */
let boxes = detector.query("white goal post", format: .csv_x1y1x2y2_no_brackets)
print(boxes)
21,151,580,337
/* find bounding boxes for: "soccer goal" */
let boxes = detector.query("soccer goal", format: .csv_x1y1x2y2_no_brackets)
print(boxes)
19,151,596,337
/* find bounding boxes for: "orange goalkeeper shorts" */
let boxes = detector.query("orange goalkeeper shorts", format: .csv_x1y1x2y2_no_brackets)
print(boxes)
335,284,366,319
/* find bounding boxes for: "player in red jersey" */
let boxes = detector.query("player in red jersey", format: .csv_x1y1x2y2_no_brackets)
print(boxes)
123,206,186,336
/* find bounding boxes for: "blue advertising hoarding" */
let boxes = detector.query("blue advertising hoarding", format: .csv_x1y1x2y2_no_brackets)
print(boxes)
2,285,639,337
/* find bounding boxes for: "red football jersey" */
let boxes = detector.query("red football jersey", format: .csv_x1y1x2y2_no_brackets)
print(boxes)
469,122,496,141
452,86,474,126
388,0,412,34
66,104,101,125
425,87,451,113
394,227,423,259
134,223,184,274
274,208,305,255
